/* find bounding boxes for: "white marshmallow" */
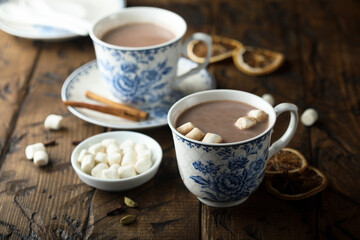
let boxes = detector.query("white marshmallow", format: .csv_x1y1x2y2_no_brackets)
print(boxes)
177,122,195,135
235,117,257,130
106,143,121,155
137,148,152,160
101,167,119,179
118,165,137,179
88,143,105,155
121,152,136,166
81,155,95,174
301,108,318,126
122,146,135,155
78,149,90,163
185,127,205,141
44,114,63,130
91,163,108,178
202,133,223,143
108,152,122,165
248,109,268,122
94,152,107,164
25,143,45,160
262,94,275,106
110,163,120,170
134,143,147,153
135,156,152,174
101,138,119,148
33,150,49,166
120,139,135,149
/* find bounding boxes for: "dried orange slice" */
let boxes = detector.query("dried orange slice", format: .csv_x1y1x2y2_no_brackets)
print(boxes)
187,35,243,63
265,166,328,200
266,148,308,176
233,46,285,76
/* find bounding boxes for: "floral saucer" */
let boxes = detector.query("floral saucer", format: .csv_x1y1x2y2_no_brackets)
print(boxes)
61,58,216,129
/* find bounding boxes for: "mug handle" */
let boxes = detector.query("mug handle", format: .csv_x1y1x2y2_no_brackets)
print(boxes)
268,103,298,159
173,33,212,87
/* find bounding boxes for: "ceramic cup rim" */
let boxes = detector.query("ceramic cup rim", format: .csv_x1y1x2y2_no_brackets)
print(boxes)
89,6,187,51
167,89,277,146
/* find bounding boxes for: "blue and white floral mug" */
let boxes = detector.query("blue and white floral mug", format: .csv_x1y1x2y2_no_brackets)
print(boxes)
89,7,212,107
167,89,298,207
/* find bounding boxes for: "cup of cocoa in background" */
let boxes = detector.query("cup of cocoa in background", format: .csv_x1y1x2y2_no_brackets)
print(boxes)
167,89,298,207
89,7,212,107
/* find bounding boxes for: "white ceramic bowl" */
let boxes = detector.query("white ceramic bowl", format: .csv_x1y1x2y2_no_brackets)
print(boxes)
71,131,163,191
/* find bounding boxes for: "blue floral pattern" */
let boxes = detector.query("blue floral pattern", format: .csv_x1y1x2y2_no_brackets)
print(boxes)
174,131,271,203
94,41,180,105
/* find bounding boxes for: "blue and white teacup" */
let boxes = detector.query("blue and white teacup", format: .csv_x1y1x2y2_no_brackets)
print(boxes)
167,89,298,207
89,7,212,107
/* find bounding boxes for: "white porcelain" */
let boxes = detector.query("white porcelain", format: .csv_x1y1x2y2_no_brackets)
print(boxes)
0,0,126,40
89,7,212,106
61,58,215,129
71,131,162,191
167,89,298,207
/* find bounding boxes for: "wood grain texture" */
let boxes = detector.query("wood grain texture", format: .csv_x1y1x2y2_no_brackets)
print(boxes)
0,0,359,239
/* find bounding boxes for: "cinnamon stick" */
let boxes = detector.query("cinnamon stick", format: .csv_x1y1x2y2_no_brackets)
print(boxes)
63,101,139,122
85,91,148,120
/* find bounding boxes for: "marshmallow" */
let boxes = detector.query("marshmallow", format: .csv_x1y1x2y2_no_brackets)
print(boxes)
135,156,152,174
134,143,147,152
33,150,49,166
91,163,108,178
78,149,90,163
88,143,105,155
235,117,257,130
44,114,63,130
121,152,136,166
122,146,135,155
25,143,45,160
108,152,122,165
118,165,137,179
202,133,223,143
185,127,205,141
106,143,121,155
301,108,318,126
262,94,275,106
177,122,195,135
137,148,152,160
110,163,120,170
94,152,107,164
101,138,119,148
101,167,119,179
81,155,95,174
248,109,268,122
120,139,135,149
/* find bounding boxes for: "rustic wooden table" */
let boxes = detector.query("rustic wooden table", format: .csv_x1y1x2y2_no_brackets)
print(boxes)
0,0,359,239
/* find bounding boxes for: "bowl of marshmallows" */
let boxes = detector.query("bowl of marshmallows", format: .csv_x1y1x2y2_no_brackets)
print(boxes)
71,131,163,191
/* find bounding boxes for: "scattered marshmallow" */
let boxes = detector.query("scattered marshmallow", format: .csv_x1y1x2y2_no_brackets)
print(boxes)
118,165,137,179
33,150,49,166
25,143,45,160
248,109,268,122
44,114,63,130
301,108,318,126
235,117,257,130
262,94,275,106
77,138,154,179
91,163,108,178
202,133,223,143
177,122,195,135
185,127,205,141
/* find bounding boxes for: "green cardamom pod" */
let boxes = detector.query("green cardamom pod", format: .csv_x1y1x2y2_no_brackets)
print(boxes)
120,215,136,225
124,197,138,208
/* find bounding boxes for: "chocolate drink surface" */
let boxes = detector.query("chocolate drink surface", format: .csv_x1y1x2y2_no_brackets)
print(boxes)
176,100,269,143
101,23,176,47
